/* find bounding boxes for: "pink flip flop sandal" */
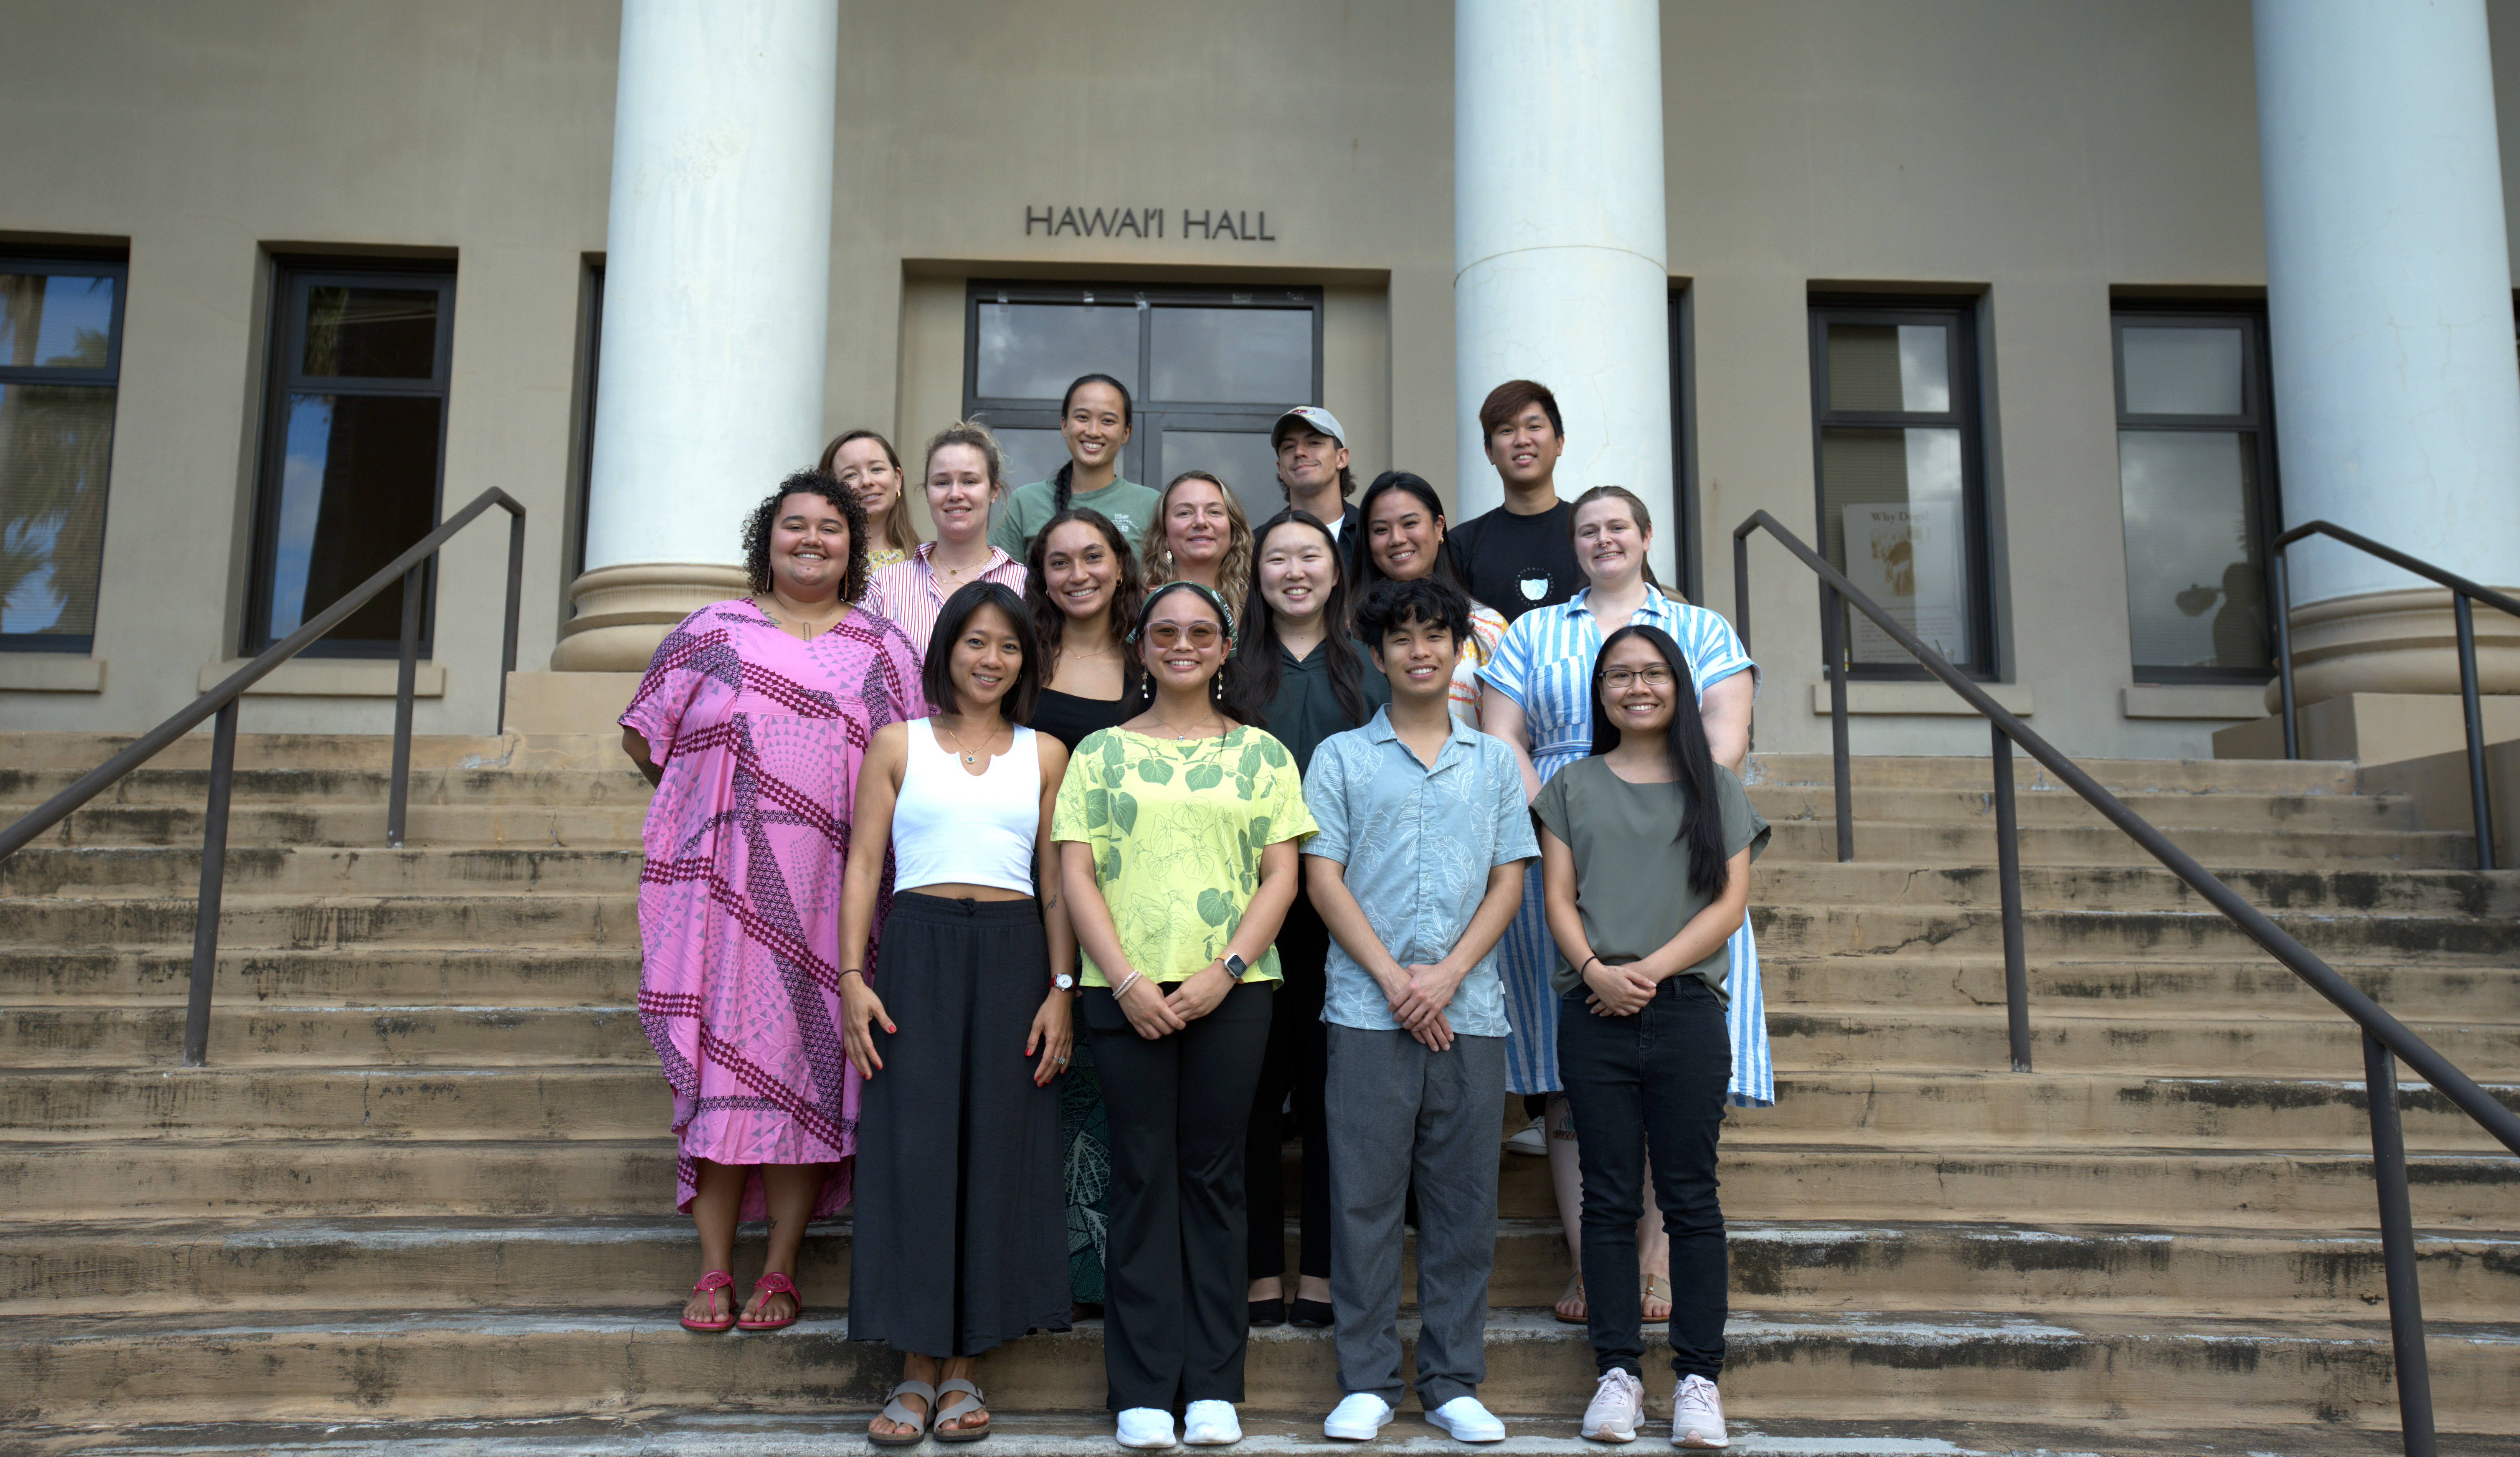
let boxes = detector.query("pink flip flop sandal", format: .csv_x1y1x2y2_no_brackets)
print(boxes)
680,1269,736,1332
738,1271,802,1331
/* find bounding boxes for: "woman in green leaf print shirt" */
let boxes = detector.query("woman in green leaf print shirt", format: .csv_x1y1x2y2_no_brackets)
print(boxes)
1053,579,1316,1451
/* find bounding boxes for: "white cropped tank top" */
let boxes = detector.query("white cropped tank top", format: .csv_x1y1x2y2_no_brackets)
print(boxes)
891,719,1041,896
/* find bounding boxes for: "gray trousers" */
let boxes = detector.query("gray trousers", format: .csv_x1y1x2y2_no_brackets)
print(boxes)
1325,1024,1506,1410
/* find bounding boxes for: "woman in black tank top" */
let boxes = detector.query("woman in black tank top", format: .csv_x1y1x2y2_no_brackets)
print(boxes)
1018,507,1147,1309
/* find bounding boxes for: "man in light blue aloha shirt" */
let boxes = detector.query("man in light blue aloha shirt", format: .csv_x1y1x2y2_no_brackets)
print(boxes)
1302,576,1537,1446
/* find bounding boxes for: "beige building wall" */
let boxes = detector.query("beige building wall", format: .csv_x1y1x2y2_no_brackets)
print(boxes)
4,1,2515,760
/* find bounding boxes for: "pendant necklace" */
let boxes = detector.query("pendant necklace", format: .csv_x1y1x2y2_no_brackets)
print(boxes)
941,718,1003,767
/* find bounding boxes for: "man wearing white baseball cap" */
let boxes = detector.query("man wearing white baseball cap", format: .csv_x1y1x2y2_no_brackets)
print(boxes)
1272,405,1361,567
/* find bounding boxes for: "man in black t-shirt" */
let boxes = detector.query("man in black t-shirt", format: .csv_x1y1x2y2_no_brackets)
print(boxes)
1446,379,1585,621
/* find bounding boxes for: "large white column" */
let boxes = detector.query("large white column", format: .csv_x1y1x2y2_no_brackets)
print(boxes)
2253,0,2520,701
1454,0,1675,579
551,0,839,672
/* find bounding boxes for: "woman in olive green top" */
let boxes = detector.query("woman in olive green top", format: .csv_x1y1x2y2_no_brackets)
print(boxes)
1531,624,1766,1449
990,373,1162,559
1052,579,1317,1450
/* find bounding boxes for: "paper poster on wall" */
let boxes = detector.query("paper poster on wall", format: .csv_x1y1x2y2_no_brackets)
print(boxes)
1842,503,1967,663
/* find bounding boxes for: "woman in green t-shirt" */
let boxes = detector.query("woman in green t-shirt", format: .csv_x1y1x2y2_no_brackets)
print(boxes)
989,373,1162,560
1531,624,1768,1450
1051,580,1317,1451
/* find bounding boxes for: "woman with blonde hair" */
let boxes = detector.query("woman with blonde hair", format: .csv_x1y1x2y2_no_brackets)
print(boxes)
866,420,1031,658
1141,470,1254,609
821,429,923,570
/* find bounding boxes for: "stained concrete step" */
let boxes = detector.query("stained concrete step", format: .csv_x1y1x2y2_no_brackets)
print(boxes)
7,1215,2515,1325
15,848,2516,920
15,945,2517,1023
5,1136,2512,1226
8,1413,2507,1457
1762,952,2520,1019
10,1066,2512,1150
0,765,653,812
7,894,2513,964
8,996,2512,1077
1749,784,2427,831
0,1306,2511,1432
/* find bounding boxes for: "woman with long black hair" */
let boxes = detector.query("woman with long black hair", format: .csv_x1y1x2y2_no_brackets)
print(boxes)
1230,508,1388,1331
991,373,1160,559
1532,624,1768,1448
1348,470,1509,728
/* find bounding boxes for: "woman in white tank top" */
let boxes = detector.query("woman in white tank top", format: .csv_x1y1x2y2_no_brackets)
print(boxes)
837,581,1077,1444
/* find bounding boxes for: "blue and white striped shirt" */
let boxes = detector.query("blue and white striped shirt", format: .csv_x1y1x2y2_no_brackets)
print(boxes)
1478,586,1757,775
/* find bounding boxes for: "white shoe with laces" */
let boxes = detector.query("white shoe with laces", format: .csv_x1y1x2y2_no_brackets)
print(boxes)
1581,1368,1644,1443
1427,1395,1508,1443
1671,1374,1728,1448
1115,1406,1176,1449
1182,1399,1242,1446
1322,1392,1393,1441
1503,1113,1548,1155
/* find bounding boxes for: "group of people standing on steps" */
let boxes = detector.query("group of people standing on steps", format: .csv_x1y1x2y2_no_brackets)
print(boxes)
619,374,1768,1450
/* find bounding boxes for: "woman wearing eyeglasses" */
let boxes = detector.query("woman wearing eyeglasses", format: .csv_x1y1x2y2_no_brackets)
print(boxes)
1051,580,1317,1451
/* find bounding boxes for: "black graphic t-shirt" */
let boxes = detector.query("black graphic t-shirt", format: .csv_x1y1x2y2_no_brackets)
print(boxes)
1449,500,1585,622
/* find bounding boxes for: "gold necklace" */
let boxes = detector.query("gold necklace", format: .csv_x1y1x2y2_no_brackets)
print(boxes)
939,716,1005,767
760,596,843,638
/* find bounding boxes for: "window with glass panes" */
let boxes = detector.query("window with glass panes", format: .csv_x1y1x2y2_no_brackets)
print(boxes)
1,256,125,653
1808,300,1994,675
963,282,1322,521
2112,309,2279,681
246,262,455,657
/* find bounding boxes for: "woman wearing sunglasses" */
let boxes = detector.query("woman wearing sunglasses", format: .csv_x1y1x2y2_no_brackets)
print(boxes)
1051,580,1317,1450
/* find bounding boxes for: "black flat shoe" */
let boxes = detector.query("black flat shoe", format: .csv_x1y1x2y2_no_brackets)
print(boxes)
1289,1297,1334,1329
1247,1297,1285,1328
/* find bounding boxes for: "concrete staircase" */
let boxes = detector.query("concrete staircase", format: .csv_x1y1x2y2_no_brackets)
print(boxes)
1,731,2515,1453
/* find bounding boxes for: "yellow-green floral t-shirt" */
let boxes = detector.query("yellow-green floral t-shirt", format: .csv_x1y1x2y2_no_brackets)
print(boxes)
1051,725,1318,988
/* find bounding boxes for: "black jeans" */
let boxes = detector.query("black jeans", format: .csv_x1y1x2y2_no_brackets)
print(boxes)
1244,895,1330,1284
1556,975,1730,1382
1082,980,1275,1411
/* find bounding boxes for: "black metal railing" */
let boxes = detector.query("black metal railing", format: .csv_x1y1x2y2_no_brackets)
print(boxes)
1733,508,2519,1457
0,488,526,1066
2272,520,2519,870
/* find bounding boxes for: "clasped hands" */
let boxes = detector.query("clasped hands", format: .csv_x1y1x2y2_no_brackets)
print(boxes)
1113,956,1238,1039
1580,949,1666,1017
1374,958,1464,1051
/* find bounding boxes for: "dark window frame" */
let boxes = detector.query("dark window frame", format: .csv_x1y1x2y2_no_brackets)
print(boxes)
244,258,457,659
2111,302,2282,683
0,250,129,654
1806,295,1997,680
962,279,1325,496
565,259,605,592
1671,284,1700,605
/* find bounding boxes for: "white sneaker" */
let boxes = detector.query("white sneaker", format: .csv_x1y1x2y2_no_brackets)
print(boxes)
1183,1399,1242,1446
1116,1406,1177,1449
1581,1368,1644,1443
1427,1395,1508,1443
1504,1114,1548,1155
1323,1392,1393,1441
1670,1375,1726,1448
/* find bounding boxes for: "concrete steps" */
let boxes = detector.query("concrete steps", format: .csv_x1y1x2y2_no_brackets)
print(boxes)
0,732,2514,1442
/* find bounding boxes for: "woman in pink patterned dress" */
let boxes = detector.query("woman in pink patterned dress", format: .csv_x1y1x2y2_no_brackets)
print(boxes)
620,469,926,1333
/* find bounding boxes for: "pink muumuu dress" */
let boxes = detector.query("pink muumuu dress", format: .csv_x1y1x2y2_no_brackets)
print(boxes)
621,599,924,1219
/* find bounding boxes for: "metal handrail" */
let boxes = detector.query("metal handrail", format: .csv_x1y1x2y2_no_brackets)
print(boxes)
2272,520,2520,870
0,488,527,1065
1734,508,2517,1457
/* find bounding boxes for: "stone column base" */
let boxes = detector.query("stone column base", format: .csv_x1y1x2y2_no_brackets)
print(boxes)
548,562,752,672
2264,585,2520,711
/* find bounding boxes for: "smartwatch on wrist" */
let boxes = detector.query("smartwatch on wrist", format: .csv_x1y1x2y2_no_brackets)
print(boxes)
1220,952,1248,980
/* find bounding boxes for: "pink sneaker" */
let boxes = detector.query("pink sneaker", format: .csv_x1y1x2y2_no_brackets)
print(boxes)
1671,1374,1727,1448
1581,1368,1643,1443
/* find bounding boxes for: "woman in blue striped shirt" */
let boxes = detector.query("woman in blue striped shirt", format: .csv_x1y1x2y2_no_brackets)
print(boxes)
1477,485,1766,1325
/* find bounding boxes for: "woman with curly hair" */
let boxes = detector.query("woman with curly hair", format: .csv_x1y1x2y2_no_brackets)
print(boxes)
619,468,925,1336
1141,469,1254,610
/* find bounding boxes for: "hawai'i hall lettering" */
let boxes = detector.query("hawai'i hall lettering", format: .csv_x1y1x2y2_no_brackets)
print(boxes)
1024,205,1276,241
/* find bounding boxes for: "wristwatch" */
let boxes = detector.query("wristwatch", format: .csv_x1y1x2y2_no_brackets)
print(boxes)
1053,971,1077,992
1221,952,1248,979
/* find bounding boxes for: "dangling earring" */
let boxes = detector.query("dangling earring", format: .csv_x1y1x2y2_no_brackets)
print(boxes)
1211,674,1222,704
